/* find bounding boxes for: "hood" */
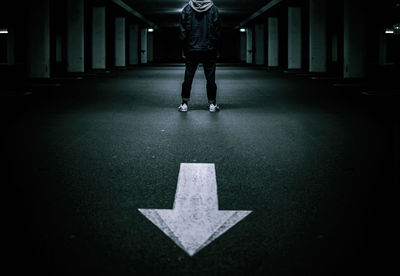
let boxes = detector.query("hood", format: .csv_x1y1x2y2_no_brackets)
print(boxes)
189,0,214,13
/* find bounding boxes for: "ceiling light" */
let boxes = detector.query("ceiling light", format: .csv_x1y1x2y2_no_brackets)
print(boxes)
0,27,8,34
394,23,400,35
240,28,246,32
148,28,154,32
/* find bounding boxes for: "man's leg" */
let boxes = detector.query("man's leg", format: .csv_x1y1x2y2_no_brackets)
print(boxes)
181,58,199,103
203,58,217,105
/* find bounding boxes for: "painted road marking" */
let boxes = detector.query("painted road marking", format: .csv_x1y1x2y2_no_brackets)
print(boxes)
138,163,252,256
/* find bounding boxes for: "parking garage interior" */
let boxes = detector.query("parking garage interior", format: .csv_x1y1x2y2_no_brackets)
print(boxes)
1,0,399,275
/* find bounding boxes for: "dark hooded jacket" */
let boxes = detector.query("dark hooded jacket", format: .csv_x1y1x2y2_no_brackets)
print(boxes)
179,3,221,53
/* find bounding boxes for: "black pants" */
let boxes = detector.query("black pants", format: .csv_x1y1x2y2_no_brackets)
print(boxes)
181,51,217,104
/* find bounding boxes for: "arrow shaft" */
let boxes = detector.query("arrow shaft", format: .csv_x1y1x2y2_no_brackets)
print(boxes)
173,163,219,212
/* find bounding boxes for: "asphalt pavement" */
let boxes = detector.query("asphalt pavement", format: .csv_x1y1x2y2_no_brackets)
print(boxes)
3,65,398,275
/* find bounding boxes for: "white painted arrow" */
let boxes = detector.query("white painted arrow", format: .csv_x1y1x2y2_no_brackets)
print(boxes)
138,163,252,256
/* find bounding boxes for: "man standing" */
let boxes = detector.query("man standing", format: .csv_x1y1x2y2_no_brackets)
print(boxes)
178,0,221,112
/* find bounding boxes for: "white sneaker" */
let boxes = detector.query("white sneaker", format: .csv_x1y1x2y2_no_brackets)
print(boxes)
178,103,188,112
209,103,220,112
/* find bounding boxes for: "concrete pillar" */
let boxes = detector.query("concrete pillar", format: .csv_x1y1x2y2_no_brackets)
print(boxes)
129,24,139,65
147,31,154,62
331,34,338,63
92,7,106,69
343,0,366,78
28,0,50,78
67,0,84,72
240,32,246,62
115,17,126,67
141,28,147,64
268,17,279,67
7,26,15,65
255,23,265,65
288,7,302,69
56,34,62,62
246,28,253,64
309,0,327,72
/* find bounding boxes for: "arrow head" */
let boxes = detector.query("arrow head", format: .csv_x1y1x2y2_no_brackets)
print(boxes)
139,208,252,256
138,163,252,256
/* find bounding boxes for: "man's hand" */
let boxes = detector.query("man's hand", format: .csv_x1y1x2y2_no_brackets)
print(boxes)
182,50,186,59
216,52,220,59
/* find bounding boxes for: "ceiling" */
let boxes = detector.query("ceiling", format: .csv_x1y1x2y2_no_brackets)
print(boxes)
122,0,276,28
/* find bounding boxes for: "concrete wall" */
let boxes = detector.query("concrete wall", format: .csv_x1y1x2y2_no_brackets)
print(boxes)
28,0,50,78
67,0,85,72
343,0,366,78
309,0,327,72
288,7,302,69
7,26,15,65
141,28,147,64
379,29,387,65
240,32,246,62
56,34,62,63
268,17,279,67
246,28,253,64
255,23,265,65
148,31,154,62
92,7,106,69
115,17,126,67
331,34,338,63
129,24,139,65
